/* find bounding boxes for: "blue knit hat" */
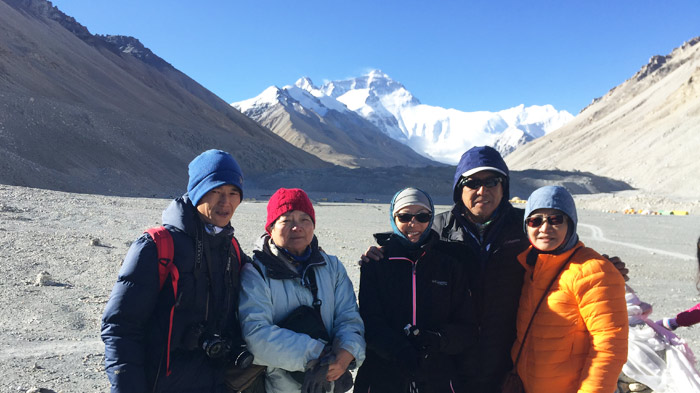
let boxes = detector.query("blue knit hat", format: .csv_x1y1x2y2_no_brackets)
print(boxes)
524,185,579,253
452,146,510,204
187,149,244,206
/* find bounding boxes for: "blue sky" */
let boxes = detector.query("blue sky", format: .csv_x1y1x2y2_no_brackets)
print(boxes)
49,1,699,114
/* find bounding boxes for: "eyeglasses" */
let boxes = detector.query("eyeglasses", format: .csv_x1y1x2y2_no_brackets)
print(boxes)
395,212,432,223
525,214,565,228
460,176,503,190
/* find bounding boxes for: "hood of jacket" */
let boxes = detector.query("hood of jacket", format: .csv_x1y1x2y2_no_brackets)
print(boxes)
523,185,578,253
162,194,200,238
452,146,511,208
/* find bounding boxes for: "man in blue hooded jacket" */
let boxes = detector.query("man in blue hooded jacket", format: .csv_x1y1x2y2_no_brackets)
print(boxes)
101,149,252,393
431,146,530,392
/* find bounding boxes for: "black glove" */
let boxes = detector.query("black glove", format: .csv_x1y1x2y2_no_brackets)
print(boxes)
333,370,354,393
301,354,333,393
415,330,443,354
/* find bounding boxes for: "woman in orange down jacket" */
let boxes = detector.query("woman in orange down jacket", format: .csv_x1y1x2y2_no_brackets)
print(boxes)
512,186,628,393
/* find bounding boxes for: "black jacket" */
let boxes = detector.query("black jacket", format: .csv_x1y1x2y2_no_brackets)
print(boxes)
101,195,247,393
432,203,528,393
354,231,476,393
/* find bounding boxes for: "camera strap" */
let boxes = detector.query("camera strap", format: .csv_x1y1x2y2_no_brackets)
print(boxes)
302,266,322,314
201,232,235,333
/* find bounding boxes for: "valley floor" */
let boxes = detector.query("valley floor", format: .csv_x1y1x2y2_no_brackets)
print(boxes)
0,185,698,392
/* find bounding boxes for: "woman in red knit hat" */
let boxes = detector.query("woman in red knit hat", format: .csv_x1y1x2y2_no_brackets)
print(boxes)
238,188,366,393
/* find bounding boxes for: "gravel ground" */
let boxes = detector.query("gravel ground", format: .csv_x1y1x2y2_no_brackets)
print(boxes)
0,184,698,392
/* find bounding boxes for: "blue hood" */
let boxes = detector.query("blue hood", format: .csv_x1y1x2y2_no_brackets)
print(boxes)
523,186,578,253
389,187,434,248
452,146,510,204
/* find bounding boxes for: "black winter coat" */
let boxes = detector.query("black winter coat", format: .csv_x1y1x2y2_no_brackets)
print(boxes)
101,195,246,393
432,203,528,393
354,232,476,393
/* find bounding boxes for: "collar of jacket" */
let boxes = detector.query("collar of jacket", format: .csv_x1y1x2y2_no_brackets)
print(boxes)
520,241,584,269
162,194,236,242
453,203,502,237
373,230,438,259
434,206,465,242
253,235,326,279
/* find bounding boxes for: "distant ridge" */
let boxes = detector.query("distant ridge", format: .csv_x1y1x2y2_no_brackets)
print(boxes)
506,37,700,198
234,70,573,164
0,0,329,196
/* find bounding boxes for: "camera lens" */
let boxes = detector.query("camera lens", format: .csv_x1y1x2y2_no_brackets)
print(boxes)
202,336,226,358
233,349,254,369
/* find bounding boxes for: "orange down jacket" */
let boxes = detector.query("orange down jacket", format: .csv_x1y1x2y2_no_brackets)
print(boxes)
512,242,628,393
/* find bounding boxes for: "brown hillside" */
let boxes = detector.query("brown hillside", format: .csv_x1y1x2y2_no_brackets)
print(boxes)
0,0,329,196
506,37,700,198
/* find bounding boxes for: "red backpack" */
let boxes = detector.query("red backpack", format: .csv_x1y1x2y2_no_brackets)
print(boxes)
145,227,242,376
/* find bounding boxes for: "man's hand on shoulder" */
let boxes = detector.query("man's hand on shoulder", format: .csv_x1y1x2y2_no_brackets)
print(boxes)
603,254,629,282
358,246,384,266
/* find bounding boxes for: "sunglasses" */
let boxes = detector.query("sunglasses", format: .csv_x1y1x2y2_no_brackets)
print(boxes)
525,214,565,228
460,176,503,190
395,212,432,223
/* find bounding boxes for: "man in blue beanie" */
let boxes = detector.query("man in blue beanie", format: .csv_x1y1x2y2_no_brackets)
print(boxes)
362,146,628,392
102,149,258,392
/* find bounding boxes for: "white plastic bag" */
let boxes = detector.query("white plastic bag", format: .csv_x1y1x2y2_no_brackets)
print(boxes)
623,286,700,393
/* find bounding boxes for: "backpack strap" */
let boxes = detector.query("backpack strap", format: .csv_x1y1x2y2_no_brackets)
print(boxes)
145,227,180,377
230,236,242,271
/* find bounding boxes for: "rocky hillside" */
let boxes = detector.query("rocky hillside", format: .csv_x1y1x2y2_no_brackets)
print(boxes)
506,37,700,199
0,0,329,197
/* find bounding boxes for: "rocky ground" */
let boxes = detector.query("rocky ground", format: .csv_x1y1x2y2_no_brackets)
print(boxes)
1,184,699,392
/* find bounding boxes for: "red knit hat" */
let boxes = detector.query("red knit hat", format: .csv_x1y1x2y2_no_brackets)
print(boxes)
265,188,315,233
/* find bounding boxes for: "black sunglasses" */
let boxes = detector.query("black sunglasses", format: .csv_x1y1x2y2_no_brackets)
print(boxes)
395,212,432,223
525,214,565,228
460,176,503,190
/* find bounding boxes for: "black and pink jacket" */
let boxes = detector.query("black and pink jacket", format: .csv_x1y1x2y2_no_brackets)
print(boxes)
354,231,476,393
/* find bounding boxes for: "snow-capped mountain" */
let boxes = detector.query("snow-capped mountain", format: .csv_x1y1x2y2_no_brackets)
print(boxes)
319,70,573,163
234,78,437,168
233,70,573,166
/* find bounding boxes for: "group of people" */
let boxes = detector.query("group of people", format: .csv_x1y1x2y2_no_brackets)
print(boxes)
102,146,636,393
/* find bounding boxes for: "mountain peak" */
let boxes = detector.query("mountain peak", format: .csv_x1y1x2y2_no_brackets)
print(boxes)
6,0,92,40
366,69,391,80
294,77,316,91
235,71,572,164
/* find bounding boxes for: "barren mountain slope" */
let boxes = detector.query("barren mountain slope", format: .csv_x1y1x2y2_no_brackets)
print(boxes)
0,0,329,196
506,37,700,198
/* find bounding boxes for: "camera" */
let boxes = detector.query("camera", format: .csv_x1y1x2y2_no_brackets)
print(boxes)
200,334,228,358
184,324,254,368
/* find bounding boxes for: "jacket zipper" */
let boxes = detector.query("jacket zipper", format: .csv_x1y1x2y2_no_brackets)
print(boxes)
389,252,425,327
412,260,417,325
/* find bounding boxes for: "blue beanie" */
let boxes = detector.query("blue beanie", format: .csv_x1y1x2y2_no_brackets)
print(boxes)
524,186,578,253
452,146,510,204
187,149,244,206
